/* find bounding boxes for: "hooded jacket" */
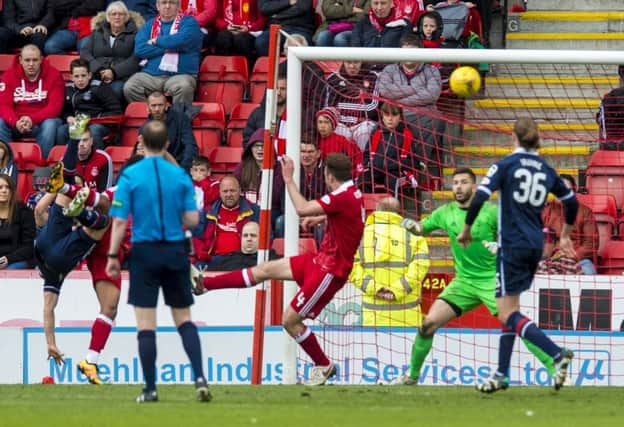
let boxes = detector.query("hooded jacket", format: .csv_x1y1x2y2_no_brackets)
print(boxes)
0,54,64,127
233,127,284,214
80,11,144,81
2,0,48,34
350,210,429,327
0,141,18,186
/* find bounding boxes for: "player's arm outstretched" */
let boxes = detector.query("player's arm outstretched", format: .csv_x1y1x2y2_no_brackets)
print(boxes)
43,292,64,365
280,155,326,217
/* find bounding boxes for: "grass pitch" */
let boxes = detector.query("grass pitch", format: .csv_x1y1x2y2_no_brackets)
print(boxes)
1,385,623,427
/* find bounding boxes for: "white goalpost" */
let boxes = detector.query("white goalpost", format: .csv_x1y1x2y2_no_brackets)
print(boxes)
281,46,624,385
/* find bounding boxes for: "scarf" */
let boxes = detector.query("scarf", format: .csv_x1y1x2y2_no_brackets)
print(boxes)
368,7,408,32
185,0,198,15
150,14,183,73
274,109,287,157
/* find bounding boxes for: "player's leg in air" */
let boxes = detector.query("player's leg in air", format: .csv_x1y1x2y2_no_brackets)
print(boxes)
75,196,121,385
193,254,341,386
36,115,111,367
393,278,556,386
477,250,573,394
35,190,110,366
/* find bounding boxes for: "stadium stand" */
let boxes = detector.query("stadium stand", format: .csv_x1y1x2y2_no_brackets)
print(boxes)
197,55,248,116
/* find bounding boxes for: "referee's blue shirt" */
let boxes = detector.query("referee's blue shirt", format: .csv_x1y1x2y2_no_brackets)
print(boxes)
111,156,196,242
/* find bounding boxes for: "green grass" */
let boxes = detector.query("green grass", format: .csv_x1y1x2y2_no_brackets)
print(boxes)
1,385,623,427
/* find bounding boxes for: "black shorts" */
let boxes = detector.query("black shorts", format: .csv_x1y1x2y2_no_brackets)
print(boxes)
128,241,193,308
496,247,542,297
35,204,97,293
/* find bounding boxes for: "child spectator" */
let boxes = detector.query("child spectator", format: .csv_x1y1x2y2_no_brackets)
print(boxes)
416,10,443,49
0,141,18,186
57,58,123,148
190,156,220,211
363,103,416,193
25,167,50,210
315,107,363,178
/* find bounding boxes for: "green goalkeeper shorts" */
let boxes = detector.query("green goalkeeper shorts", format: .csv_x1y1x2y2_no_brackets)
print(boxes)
437,277,497,316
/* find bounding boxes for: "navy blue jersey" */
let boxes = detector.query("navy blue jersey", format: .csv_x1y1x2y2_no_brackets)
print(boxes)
477,148,575,249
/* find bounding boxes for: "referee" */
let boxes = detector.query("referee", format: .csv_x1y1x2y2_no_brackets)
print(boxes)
105,121,211,403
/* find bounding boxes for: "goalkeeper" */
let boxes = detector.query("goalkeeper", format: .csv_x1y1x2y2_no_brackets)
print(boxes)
393,167,555,385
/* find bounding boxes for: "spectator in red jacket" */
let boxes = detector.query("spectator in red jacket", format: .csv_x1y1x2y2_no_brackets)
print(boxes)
0,45,64,158
190,155,219,210
315,107,363,178
192,175,259,268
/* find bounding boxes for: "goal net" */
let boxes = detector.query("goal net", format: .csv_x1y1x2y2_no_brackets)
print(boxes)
280,46,624,387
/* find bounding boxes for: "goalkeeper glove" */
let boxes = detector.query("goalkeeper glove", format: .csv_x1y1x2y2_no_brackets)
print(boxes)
481,240,499,255
401,218,422,235
69,114,91,139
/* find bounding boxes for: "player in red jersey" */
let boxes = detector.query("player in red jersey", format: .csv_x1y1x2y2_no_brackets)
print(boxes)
193,153,365,385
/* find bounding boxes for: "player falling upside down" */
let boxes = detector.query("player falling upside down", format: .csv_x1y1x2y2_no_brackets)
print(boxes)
457,118,577,393
35,116,123,384
193,153,365,386
394,167,555,386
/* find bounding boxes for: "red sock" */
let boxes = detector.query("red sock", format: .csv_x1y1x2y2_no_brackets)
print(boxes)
295,326,330,366
89,315,113,353
204,268,257,290
62,184,79,198
85,188,99,207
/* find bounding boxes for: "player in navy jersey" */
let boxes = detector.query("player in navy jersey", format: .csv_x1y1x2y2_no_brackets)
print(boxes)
193,153,365,386
457,118,579,393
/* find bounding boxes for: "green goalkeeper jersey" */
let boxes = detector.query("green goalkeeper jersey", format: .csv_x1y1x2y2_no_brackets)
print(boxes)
422,201,498,281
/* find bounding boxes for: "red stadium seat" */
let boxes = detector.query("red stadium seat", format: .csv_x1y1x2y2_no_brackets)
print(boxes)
46,54,79,81
9,142,43,169
105,146,134,176
585,150,624,210
9,142,45,201
576,194,617,256
208,146,243,174
47,145,67,163
192,102,225,156
226,103,259,147
197,56,248,115
271,238,318,257
249,56,287,104
598,240,624,274
121,102,149,147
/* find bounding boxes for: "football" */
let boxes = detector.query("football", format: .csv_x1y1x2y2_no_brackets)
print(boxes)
449,66,482,98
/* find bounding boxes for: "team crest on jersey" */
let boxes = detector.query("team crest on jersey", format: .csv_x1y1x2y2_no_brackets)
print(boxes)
321,195,331,204
91,166,99,176
0,83,5,92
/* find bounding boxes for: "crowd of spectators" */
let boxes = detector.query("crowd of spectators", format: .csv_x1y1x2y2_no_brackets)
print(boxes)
1,1,601,277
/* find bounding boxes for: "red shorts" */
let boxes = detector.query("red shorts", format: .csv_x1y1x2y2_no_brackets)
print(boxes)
86,245,122,290
289,253,347,319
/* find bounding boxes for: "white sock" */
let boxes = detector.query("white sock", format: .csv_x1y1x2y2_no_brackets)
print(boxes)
86,350,100,364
